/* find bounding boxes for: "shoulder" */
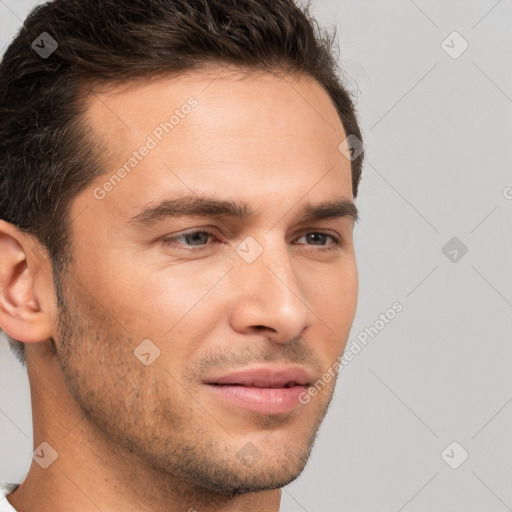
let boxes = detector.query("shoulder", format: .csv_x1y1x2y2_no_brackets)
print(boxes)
0,483,19,495
0,482,20,512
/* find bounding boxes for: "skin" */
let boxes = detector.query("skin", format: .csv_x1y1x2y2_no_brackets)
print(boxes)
0,66,358,512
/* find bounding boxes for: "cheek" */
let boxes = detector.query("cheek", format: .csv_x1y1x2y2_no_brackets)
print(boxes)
94,260,231,368
307,261,358,355
309,259,358,316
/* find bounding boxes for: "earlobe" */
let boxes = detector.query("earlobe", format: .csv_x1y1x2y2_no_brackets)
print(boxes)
0,220,55,344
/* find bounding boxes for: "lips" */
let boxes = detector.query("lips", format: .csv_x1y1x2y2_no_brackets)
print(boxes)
204,366,311,388
203,365,313,415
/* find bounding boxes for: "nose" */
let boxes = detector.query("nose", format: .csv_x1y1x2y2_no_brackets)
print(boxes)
228,235,313,344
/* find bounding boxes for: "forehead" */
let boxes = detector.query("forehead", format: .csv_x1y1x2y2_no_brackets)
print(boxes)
74,66,353,226
83,65,347,160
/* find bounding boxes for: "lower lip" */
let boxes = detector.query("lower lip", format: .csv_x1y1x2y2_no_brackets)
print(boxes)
205,384,308,414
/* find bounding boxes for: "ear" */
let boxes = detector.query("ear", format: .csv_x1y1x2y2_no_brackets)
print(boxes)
0,220,56,343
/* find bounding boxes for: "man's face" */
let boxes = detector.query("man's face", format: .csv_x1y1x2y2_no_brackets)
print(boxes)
54,67,358,494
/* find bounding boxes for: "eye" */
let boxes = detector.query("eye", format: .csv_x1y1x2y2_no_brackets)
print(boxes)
161,228,217,249
293,231,343,252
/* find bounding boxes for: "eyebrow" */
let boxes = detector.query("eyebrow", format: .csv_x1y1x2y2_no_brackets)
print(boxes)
127,194,359,226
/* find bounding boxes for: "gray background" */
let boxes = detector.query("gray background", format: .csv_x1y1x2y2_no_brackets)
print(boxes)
1,0,511,510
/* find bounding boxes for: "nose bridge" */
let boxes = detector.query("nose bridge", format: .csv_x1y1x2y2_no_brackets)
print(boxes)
238,232,299,293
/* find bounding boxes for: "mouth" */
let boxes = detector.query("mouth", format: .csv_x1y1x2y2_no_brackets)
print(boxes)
203,365,312,415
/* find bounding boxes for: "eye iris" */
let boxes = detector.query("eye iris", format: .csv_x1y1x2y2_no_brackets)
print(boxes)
185,232,210,246
307,233,326,245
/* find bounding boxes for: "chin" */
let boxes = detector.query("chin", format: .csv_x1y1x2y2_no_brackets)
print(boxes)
178,437,315,496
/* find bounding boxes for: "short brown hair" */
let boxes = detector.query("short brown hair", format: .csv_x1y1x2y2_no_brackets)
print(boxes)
0,0,364,366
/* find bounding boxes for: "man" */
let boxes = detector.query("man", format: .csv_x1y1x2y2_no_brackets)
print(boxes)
0,0,364,510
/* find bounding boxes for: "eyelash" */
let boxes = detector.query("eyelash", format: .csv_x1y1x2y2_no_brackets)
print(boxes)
161,228,344,252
